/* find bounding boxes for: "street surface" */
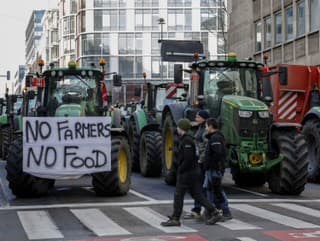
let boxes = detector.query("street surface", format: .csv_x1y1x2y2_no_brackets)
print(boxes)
1,161,320,241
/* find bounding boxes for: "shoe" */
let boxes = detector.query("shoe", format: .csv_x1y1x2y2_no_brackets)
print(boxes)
161,218,181,227
183,211,201,219
205,210,222,225
221,213,233,222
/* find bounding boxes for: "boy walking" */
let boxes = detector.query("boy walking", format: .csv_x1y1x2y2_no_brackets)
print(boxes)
204,118,232,221
161,118,222,226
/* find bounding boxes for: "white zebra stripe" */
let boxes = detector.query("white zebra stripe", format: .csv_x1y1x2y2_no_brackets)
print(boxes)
18,210,64,240
218,219,262,230
231,204,320,229
70,208,131,236
124,207,197,233
237,238,258,241
273,203,320,218
279,92,293,105
279,101,297,119
278,93,297,114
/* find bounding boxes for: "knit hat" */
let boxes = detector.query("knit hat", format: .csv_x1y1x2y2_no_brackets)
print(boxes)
177,118,191,131
197,110,210,120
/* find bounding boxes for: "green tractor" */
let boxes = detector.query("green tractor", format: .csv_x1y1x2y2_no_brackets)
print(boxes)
161,55,308,195
128,81,188,176
5,60,132,198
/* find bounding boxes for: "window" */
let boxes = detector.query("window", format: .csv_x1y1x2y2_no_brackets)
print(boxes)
119,10,126,30
264,16,271,49
118,33,134,55
135,9,158,31
285,6,293,41
119,56,134,78
94,10,119,31
70,0,77,14
81,34,110,56
135,57,143,78
201,9,217,30
255,21,262,52
135,33,143,54
218,33,226,54
274,11,282,44
94,0,119,8
297,1,305,36
151,33,160,55
151,57,160,78
185,9,192,30
135,0,158,8
310,0,318,32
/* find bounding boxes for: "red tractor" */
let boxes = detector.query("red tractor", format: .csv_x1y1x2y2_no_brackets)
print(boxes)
265,64,320,182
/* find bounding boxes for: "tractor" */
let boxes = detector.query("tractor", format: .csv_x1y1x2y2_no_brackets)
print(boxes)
161,54,308,195
5,60,132,198
267,64,320,183
128,80,188,176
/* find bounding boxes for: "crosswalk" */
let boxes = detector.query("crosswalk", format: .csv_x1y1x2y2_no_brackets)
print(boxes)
6,203,320,240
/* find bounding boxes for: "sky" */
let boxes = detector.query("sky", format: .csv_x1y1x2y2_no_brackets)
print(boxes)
0,0,58,95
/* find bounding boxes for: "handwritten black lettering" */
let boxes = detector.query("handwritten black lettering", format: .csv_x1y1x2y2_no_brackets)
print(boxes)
27,146,44,167
93,150,107,167
64,146,78,168
57,120,69,141
75,122,84,139
44,146,57,167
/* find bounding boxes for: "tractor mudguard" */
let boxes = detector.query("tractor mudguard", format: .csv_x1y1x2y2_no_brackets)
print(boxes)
132,109,148,133
162,103,186,125
111,128,128,138
302,106,320,124
140,123,160,134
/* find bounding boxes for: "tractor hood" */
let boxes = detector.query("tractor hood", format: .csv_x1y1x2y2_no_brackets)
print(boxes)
55,104,84,117
222,95,268,111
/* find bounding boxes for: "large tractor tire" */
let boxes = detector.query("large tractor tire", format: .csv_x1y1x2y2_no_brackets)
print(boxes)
268,130,308,195
5,137,54,198
302,119,320,182
162,114,179,185
230,151,266,187
128,119,140,172
92,136,132,196
139,131,162,177
1,125,10,160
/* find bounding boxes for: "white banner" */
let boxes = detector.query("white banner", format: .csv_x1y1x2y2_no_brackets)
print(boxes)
23,117,112,178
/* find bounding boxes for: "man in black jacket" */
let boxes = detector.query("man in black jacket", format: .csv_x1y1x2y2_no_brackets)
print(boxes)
204,118,232,221
161,118,222,227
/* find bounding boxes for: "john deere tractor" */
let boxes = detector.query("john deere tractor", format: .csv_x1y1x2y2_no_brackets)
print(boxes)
161,54,308,195
5,60,132,198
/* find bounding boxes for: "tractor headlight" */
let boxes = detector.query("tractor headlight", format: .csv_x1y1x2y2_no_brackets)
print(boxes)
238,110,253,118
258,111,269,118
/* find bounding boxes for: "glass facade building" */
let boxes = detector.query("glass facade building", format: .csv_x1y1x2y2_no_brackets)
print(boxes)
59,0,228,82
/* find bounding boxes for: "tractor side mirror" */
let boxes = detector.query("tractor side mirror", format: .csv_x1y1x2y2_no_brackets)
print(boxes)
113,74,122,87
279,66,288,85
27,90,36,100
261,77,273,103
174,64,183,84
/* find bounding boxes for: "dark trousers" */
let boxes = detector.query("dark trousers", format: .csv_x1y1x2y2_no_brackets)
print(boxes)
172,172,216,219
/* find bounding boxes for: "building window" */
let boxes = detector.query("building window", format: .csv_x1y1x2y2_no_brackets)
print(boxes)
94,0,119,8
285,6,293,41
94,10,119,31
201,9,217,31
297,1,305,36
218,33,226,54
135,0,158,8
264,16,271,49
119,56,134,78
151,57,160,78
185,9,192,30
135,9,158,31
168,9,184,31
119,33,134,55
135,33,143,54
135,56,143,78
81,33,109,56
310,0,318,32
70,0,77,14
274,11,282,44
255,21,262,52
151,33,160,55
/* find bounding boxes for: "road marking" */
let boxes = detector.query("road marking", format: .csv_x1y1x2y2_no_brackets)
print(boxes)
129,189,156,202
124,207,197,233
229,186,269,197
231,204,320,229
70,208,131,236
1,199,320,211
218,219,262,230
17,210,64,240
273,203,320,218
237,238,258,241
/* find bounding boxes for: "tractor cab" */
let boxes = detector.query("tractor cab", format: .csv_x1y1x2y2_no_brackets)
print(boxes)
39,62,104,117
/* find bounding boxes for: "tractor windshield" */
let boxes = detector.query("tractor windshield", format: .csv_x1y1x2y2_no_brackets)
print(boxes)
45,74,99,116
203,67,258,98
14,97,23,114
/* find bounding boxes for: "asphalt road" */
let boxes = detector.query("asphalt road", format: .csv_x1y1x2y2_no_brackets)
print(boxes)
1,160,320,241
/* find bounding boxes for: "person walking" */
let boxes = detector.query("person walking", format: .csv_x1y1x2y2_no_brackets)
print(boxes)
184,110,210,219
204,117,232,221
161,118,222,226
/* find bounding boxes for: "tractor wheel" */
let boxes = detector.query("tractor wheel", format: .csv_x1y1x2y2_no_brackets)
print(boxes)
162,114,179,185
5,137,54,198
92,136,132,196
268,130,308,195
302,119,320,182
128,119,140,172
1,125,9,160
230,151,266,187
139,131,162,177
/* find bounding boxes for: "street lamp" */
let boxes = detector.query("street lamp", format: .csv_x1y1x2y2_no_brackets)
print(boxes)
158,18,166,81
